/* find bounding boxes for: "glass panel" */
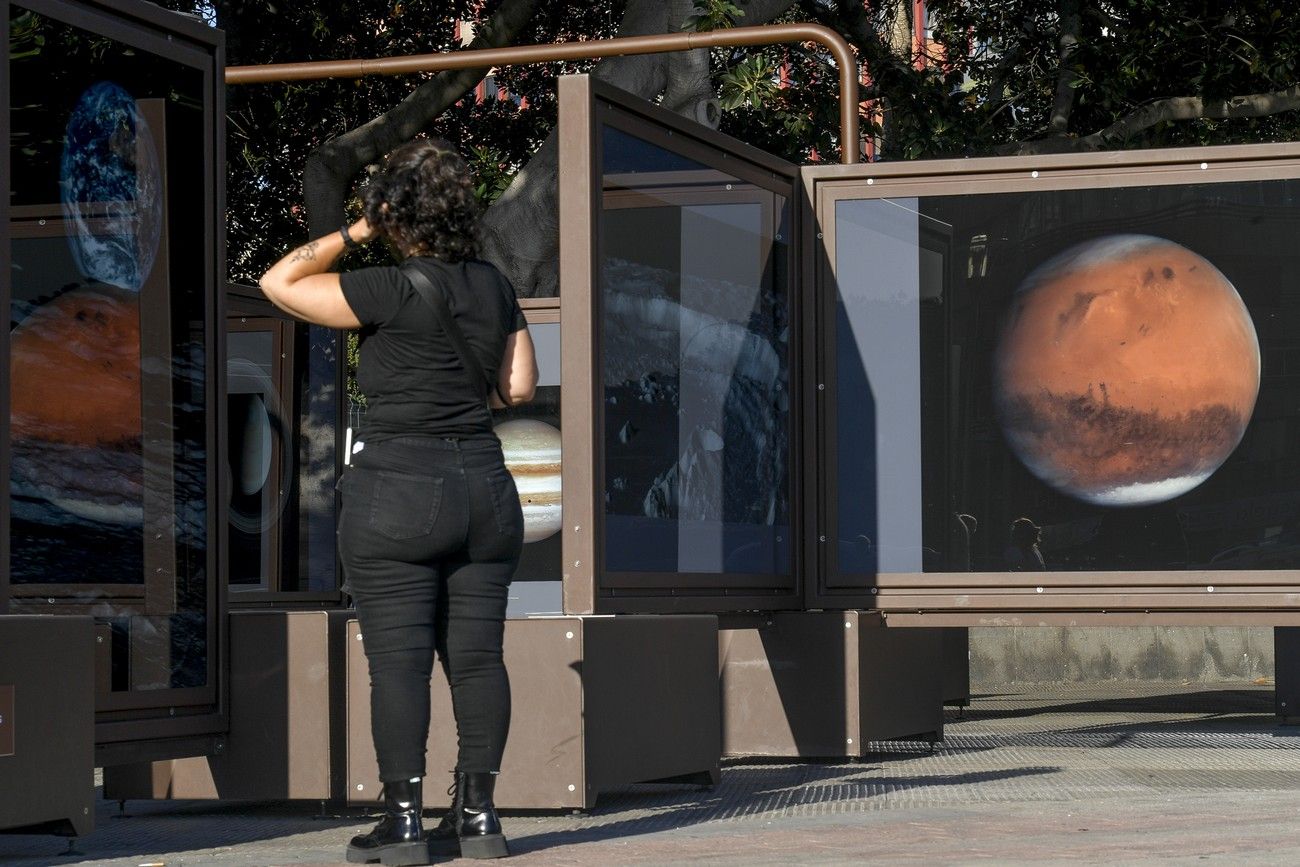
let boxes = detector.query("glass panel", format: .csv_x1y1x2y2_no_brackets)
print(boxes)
833,199,923,576
228,328,290,592
834,179,1300,574
288,324,337,592
8,7,210,691
495,384,561,584
600,125,791,575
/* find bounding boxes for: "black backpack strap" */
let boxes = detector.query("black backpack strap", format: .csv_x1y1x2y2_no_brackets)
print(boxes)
400,261,492,399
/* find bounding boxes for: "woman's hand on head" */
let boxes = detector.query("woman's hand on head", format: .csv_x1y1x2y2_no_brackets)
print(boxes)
349,217,379,246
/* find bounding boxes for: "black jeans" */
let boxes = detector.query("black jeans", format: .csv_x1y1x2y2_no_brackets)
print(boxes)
338,435,523,782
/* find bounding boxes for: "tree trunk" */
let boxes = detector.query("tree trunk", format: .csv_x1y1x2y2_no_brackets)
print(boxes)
480,0,799,297
302,0,538,239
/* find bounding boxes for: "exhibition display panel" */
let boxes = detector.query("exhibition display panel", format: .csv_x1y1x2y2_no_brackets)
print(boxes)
559,75,805,614
2,0,226,752
805,145,1300,620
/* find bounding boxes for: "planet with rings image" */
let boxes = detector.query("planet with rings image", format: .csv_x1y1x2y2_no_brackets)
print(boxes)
495,419,562,543
993,234,1260,507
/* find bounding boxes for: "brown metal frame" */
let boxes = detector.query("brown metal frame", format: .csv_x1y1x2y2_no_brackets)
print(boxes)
4,0,229,747
226,316,292,598
225,288,347,606
225,22,861,165
803,141,1300,623
559,74,803,614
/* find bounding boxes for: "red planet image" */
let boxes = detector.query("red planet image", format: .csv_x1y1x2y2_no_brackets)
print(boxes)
994,234,1260,507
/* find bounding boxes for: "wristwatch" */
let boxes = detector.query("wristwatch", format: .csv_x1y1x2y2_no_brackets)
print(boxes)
340,223,362,250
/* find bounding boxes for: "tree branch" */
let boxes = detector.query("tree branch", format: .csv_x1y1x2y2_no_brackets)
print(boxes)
479,0,800,296
1078,83,1300,148
1046,0,1081,136
1004,83,1300,154
302,0,538,237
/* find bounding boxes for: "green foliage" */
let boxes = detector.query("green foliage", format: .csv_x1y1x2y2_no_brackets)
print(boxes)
716,0,1300,162
154,0,625,285
466,144,517,206
346,331,365,407
925,0,1300,153
719,55,778,111
683,0,745,32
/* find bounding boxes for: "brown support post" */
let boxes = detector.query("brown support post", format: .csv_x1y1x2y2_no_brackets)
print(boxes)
226,23,861,164
557,75,597,615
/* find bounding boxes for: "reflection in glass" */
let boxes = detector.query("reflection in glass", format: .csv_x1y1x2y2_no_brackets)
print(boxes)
832,179,1300,574
293,325,339,592
600,126,791,575
228,328,292,590
8,9,209,691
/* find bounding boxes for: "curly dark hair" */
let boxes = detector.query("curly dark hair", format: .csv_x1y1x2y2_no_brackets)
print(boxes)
362,138,480,262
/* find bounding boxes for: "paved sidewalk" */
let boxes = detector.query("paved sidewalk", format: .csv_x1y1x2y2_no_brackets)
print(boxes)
4,682,1300,865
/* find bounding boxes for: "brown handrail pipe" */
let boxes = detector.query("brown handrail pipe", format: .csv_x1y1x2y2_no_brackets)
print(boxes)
225,23,860,163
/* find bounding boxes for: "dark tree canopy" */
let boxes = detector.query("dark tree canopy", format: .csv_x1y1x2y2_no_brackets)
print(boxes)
153,0,1300,287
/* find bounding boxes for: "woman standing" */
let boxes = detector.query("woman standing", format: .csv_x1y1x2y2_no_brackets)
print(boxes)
260,139,536,865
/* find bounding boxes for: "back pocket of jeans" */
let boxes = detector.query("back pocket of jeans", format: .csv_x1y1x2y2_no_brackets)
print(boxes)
486,467,523,538
368,471,443,540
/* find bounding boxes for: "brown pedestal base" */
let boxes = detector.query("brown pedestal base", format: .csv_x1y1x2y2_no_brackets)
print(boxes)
719,611,944,758
941,627,971,707
347,614,720,810
1276,626,1300,724
0,616,94,837
104,610,351,801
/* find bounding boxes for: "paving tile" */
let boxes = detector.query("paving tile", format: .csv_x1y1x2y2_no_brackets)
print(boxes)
4,682,1300,865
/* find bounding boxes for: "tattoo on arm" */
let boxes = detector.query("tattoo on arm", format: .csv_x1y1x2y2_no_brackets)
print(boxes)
289,240,320,263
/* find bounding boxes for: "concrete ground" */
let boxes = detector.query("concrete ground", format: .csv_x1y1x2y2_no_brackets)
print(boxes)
4,682,1300,866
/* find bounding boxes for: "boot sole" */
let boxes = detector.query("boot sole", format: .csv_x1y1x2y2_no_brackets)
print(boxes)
345,840,433,866
460,834,510,859
425,835,460,858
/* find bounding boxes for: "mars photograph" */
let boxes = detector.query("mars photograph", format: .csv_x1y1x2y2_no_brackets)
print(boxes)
909,179,1300,573
993,234,1260,508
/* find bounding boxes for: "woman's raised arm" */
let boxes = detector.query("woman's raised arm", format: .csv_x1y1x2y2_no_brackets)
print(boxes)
259,219,376,329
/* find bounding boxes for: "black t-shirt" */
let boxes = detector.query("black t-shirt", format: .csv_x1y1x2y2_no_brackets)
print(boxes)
340,257,528,441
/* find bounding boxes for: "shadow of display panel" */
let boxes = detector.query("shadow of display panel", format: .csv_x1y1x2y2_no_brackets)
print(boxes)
811,147,1300,616
5,1,221,728
561,79,801,613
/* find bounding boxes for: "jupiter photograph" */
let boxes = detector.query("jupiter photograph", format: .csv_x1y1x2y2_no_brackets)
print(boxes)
993,234,1261,508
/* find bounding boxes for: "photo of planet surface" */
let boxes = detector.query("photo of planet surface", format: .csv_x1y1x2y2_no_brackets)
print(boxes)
993,234,1260,507
9,284,143,527
496,418,562,543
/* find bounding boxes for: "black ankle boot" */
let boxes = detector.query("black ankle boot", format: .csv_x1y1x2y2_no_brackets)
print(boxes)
346,778,431,866
424,775,460,857
427,771,509,859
